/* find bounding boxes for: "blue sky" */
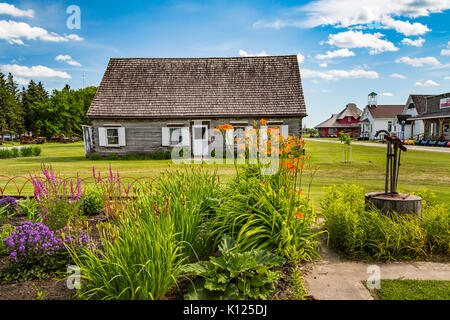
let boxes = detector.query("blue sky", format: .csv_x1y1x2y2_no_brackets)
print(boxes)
1,0,449,127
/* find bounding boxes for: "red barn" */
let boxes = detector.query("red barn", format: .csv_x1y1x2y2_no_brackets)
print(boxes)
315,103,362,137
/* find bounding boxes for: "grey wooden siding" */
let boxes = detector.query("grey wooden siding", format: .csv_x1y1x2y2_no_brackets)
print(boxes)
427,93,450,113
92,117,303,156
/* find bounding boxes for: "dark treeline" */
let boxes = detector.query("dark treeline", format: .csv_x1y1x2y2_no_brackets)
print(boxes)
0,72,97,141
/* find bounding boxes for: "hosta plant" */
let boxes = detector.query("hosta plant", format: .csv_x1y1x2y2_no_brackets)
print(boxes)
182,235,285,300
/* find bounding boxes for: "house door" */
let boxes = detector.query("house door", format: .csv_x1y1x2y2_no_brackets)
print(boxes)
192,124,209,157
82,125,93,158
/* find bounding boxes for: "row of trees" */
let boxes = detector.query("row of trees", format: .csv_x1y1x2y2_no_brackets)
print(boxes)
0,72,97,142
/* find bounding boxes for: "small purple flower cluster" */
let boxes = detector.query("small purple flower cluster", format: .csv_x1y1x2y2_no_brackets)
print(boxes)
31,164,83,203
0,196,18,212
2,221,90,265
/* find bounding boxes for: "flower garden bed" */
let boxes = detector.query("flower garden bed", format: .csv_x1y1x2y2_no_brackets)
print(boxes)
0,121,321,300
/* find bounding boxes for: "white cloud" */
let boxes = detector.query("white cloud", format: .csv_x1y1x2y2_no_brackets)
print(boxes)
55,54,82,67
326,30,398,54
445,76,450,80
55,54,72,61
297,53,305,64
315,48,355,59
0,64,71,79
65,34,84,41
0,3,34,18
389,73,407,79
401,37,425,47
396,56,440,67
0,20,83,45
381,16,430,36
302,68,379,80
319,62,328,67
66,60,82,67
441,41,450,56
238,49,268,57
415,80,440,87
254,0,447,37
298,0,448,29
380,92,393,96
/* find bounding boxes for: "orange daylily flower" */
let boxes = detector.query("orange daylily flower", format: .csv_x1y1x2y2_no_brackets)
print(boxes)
215,124,234,131
295,211,303,219
296,190,304,195
260,119,268,125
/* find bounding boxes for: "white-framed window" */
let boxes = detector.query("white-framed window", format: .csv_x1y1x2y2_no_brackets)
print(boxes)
106,128,119,145
162,125,190,147
98,126,126,147
169,128,183,145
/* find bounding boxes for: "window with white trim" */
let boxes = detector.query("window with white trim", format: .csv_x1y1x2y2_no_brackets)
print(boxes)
106,128,119,145
169,128,183,145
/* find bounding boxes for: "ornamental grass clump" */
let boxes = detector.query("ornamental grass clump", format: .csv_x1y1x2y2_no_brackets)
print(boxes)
68,166,220,300
2,221,90,280
321,185,450,260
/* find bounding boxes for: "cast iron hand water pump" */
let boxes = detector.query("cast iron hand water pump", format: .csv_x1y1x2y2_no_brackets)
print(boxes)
374,130,407,195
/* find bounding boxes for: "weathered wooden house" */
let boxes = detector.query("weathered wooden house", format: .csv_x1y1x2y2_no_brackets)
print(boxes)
83,56,307,157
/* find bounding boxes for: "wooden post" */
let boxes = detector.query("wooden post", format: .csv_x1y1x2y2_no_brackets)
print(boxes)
439,118,445,138
423,119,428,139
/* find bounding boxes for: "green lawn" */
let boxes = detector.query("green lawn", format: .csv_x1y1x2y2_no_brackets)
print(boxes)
370,280,450,300
0,140,449,206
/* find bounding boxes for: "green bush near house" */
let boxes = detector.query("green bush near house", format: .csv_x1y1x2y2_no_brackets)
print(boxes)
321,184,450,261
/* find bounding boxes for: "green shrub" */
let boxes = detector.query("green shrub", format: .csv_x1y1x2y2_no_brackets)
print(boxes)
107,153,119,160
0,149,11,159
321,185,449,260
79,191,103,216
32,146,42,156
10,148,20,158
183,235,285,300
0,224,15,256
89,153,103,160
20,146,33,157
147,150,172,160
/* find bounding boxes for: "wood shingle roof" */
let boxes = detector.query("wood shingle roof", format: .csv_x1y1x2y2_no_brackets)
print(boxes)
87,56,307,119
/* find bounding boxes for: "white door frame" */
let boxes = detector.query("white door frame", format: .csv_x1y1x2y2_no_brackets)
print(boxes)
192,124,209,157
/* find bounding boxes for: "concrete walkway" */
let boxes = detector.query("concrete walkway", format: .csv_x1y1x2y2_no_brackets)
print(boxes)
304,236,450,300
304,138,450,153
